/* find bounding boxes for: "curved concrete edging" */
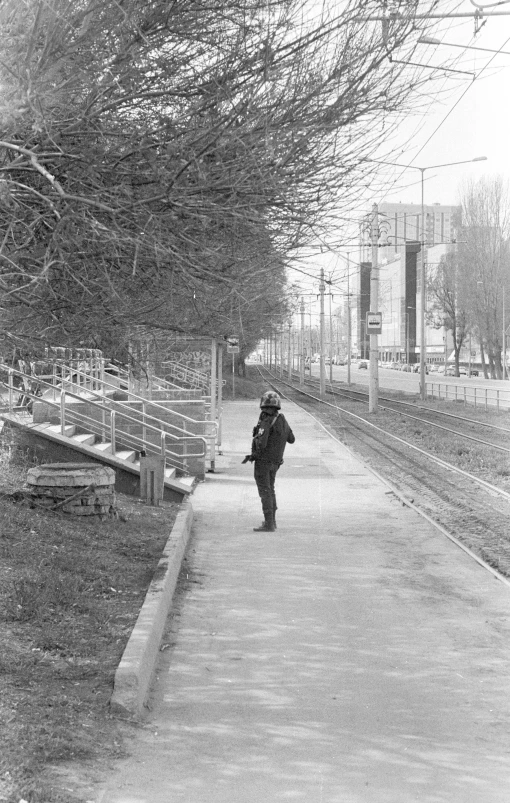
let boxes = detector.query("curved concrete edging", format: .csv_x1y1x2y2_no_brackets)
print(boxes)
109,499,194,718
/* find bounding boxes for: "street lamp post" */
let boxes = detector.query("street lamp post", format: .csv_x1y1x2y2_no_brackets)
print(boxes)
367,156,487,400
405,312,410,365
503,292,507,380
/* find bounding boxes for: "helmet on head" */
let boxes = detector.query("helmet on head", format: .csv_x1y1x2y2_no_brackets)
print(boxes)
260,391,281,410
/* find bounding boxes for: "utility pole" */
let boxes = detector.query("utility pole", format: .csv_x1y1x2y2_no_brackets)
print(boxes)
347,253,351,386
369,203,379,414
419,171,427,400
503,293,506,380
287,321,292,380
279,329,284,378
328,280,333,384
210,338,217,472
300,297,305,386
309,299,313,377
319,268,326,399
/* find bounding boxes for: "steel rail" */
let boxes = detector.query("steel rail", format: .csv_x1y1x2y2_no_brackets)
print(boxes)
261,368,510,505
298,373,510,454
302,371,510,435
258,367,510,588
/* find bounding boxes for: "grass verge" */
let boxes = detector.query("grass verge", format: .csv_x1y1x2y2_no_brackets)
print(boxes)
0,443,179,803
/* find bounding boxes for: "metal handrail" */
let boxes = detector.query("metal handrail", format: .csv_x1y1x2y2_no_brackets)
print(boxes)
162,360,212,389
3,360,218,438
2,369,208,473
57,394,191,473
103,363,184,392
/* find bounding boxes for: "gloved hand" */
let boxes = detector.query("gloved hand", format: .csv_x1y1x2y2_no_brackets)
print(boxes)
241,454,254,464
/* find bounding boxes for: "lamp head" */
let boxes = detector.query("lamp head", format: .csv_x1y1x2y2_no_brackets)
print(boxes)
418,36,440,45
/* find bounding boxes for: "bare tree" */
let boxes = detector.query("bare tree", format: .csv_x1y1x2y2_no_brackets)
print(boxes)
0,0,445,357
457,177,510,379
427,250,468,376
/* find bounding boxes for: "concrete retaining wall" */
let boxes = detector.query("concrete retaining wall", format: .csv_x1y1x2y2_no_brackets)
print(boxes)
109,499,194,718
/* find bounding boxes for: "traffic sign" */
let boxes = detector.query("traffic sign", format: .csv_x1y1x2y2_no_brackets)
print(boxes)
366,311,382,335
227,344,240,354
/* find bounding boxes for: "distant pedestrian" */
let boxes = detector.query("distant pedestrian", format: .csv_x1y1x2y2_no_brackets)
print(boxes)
242,391,295,532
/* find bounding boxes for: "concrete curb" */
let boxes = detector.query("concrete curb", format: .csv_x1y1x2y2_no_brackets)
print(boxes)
109,499,194,718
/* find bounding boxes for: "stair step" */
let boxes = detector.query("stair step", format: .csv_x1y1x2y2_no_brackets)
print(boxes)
164,466,177,479
47,423,76,437
93,442,113,454
72,432,96,446
177,475,195,488
115,449,136,463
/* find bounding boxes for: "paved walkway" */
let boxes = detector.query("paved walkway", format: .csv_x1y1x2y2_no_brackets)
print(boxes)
99,399,510,803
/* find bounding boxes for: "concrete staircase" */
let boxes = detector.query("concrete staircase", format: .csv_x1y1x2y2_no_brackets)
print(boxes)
0,357,213,500
3,416,196,500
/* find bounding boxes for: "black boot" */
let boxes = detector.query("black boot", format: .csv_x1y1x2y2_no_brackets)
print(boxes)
253,518,276,532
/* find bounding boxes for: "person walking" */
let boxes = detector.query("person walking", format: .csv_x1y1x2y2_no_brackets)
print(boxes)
242,391,295,532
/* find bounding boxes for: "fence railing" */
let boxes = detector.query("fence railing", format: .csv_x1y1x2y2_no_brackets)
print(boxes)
104,363,184,393
10,360,215,433
1,366,212,475
427,381,510,411
162,360,212,390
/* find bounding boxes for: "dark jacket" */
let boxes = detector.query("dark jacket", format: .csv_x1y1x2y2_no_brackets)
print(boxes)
251,411,295,465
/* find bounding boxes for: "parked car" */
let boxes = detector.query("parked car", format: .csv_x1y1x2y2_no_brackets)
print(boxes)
358,360,368,369
412,363,429,374
401,364,412,372
468,368,479,377
458,366,468,376
390,361,400,370
445,366,456,376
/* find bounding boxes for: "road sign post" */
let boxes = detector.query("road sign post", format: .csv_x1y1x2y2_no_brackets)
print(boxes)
226,337,239,399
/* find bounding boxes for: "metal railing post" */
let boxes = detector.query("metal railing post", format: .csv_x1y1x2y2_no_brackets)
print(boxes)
161,431,166,468
210,338,217,472
60,391,66,435
8,369,13,412
110,411,116,455
217,344,223,452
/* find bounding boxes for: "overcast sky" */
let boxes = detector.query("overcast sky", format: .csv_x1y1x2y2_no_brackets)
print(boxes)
375,0,510,207
289,0,510,299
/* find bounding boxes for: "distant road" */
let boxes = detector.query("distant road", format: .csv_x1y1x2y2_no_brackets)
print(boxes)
307,363,510,395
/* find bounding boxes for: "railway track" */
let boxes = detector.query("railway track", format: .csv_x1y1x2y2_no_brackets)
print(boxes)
259,367,510,582
297,372,510,451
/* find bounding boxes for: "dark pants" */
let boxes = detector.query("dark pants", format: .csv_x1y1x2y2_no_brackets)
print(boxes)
254,460,279,521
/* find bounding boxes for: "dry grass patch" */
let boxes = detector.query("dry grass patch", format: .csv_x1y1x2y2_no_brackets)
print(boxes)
0,443,180,803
